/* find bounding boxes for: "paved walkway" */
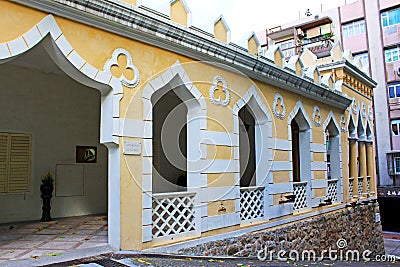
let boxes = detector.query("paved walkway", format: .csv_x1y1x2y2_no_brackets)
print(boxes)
384,232,400,257
0,215,108,263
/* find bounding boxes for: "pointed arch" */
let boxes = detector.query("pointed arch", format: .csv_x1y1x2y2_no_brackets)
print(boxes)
287,101,312,133
233,85,272,221
0,15,122,249
347,113,357,139
323,112,343,202
141,61,207,241
356,110,366,141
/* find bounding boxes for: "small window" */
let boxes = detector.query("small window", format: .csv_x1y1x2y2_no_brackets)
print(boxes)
0,133,32,193
382,8,400,27
342,20,366,38
354,52,369,67
385,47,400,63
394,157,400,174
391,120,400,136
388,82,400,98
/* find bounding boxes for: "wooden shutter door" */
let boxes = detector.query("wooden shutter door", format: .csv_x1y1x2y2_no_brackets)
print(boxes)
0,133,8,193
8,133,31,192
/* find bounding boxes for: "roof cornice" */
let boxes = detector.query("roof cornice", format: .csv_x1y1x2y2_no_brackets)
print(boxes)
12,0,352,109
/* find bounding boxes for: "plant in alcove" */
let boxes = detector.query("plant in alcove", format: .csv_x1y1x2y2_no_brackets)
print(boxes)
40,171,54,222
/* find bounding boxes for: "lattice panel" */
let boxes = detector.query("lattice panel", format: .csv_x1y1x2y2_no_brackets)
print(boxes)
358,177,364,196
293,182,307,210
367,177,371,194
240,188,264,221
152,194,195,239
349,179,354,199
327,180,338,202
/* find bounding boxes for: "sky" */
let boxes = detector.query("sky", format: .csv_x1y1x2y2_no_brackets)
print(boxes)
141,0,358,43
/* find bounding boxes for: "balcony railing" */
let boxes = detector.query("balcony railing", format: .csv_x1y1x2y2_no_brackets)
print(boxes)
327,179,339,202
349,178,354,199
152,192,196,239
293,181,308,210
358,177,364,197
240,186,265,222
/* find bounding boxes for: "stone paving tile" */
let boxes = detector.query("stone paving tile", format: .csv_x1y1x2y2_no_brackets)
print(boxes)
77,224,104,230
1,240,45,249
16,249,65,260
53,235,89,242
37,241,80,250
0,248,27,258
84,235,108,243
36,229,68,235
67,230,97,235
97,230,108,236
19,234,57,241
0,234,23,241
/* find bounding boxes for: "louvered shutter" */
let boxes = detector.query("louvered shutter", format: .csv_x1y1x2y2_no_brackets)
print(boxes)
8,134,31,192
0,134,8,193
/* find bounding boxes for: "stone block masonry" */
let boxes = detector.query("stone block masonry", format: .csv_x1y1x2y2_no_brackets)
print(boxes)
179,203,385,258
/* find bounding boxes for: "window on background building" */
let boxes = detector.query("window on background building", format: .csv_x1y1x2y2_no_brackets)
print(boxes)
382,8,400,27
385,46,400,62
394,157,400,174
342,20,366,38
354,52,369,67
388,82,400,98
391,119,400,136
276,39,295,58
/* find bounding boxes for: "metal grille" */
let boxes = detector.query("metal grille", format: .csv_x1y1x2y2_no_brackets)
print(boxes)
327,179,338,202
367,176,371,194
240,187,264,221
349,178,354,199
293,182,308,210
152,192,195,239
358,177,364,196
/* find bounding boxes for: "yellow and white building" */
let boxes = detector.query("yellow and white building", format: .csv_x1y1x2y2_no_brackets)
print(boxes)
0,0,377,251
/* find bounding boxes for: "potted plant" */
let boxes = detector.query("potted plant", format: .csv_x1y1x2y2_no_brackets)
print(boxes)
40,171,54,222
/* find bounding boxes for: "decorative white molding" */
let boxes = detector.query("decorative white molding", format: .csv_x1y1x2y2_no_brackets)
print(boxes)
104,48,140,88
0,14,122,250
361,102,366,118
272,93,286,120
351,98,359,114
312,106,322,127
340,114,346,133
209,75,230,106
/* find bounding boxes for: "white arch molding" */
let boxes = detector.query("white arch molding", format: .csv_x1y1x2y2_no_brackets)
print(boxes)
323,111,344,203
0,15,122,250
232,85,273,221
287,101,312,209
141,61,207,242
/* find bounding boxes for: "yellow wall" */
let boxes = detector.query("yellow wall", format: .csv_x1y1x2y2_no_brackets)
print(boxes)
214,20,228,43
171,0,188,27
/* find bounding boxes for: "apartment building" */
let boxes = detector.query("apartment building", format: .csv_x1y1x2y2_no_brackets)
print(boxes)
260,0,400,231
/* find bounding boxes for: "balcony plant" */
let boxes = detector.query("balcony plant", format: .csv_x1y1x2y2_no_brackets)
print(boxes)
40,171,54,222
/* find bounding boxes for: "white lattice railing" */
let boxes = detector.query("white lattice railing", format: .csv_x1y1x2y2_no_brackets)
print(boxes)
327,179,338,202
152,192,196,239
349,178,354,199
293,181,308,210
240,186,264,222
367,176,371,194
358,177,364,197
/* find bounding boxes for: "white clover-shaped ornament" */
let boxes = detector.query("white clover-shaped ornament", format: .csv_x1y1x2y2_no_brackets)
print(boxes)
312,106,322,127
104,48,140,88
361,102,367,118
272,93,286,119
209,75,230,106
340,114,346,132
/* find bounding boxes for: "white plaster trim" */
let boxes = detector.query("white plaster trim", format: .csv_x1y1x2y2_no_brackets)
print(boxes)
361,102,367,118
312,106,322,127
267,203,293,219
269,182,292,194
271,162,292,171
273,138,291,151
201,131,236,147
247,31,261,47
169,0,192,27
272,93,286,120
201,213,240,232
209,75,230,106
104,48,140,88
286,55,304,74
311,162,327,171
213,15,231,43
264,45,285,67
351,98,359,114
310,143,326,153
200,186,239,202
0,14,122,250
368,106,373,121
311,179,327,189
340,114,347,133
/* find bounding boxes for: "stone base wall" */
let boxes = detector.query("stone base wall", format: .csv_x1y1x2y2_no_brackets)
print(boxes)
179,203,385,258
